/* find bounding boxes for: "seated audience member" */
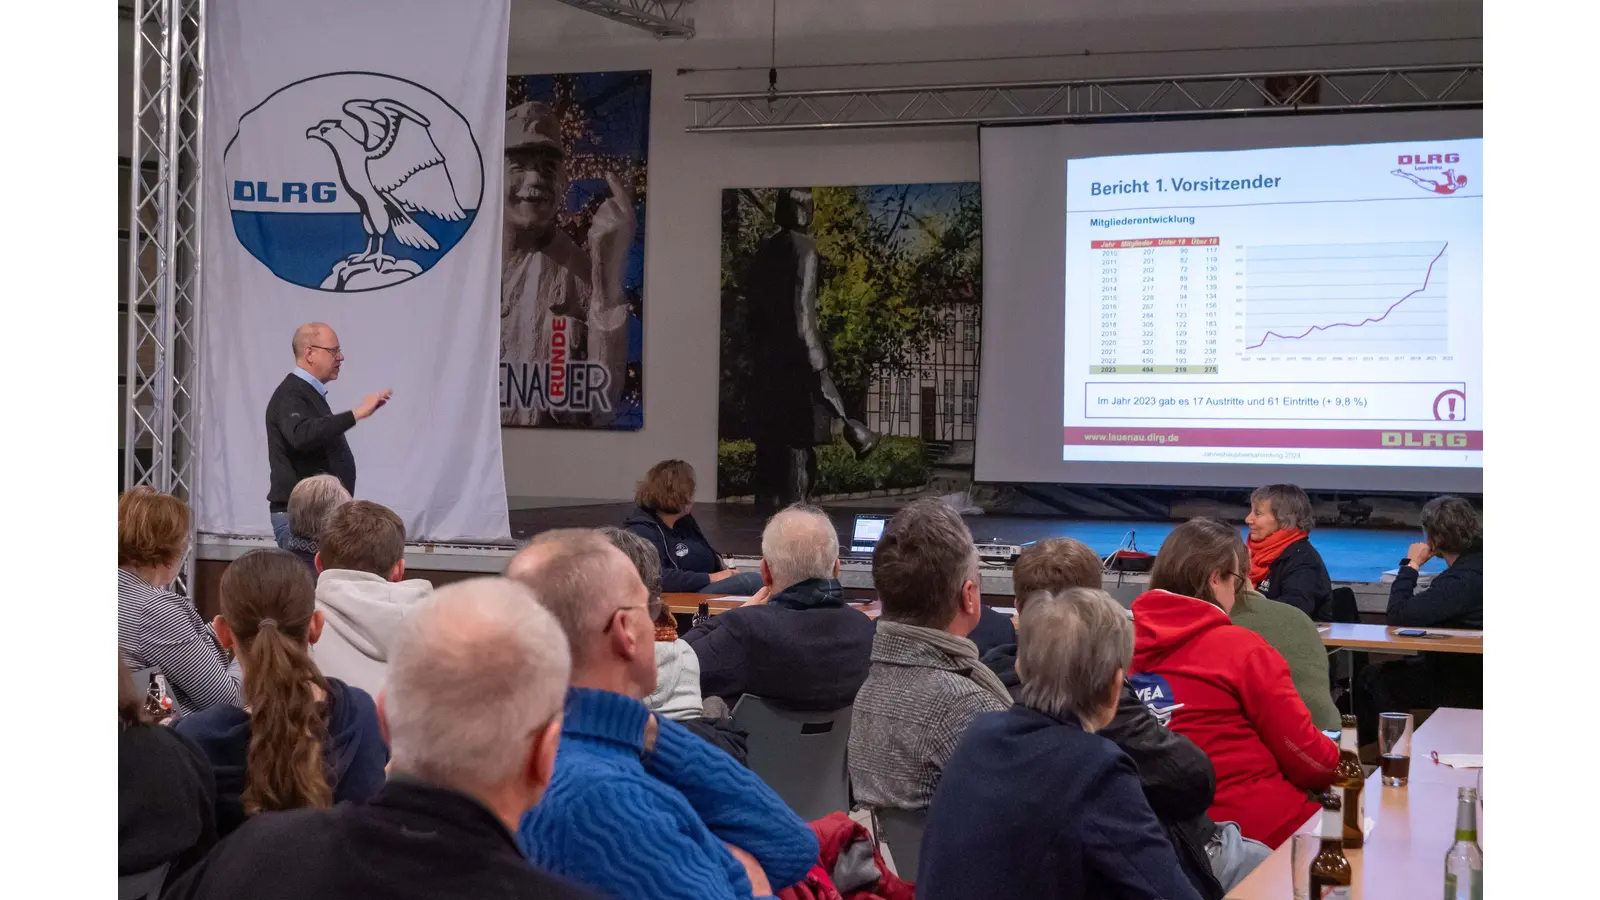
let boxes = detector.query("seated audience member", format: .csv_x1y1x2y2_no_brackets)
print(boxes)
312,500,433,696
982,539,1240,898
1357,496,1483,743
163,579,598,900
849,499,1013,812
597,526,704,721
118,486,241,715
1132,518,1339,849
600,525,752,765
508,530,817,900
623,459,761,595
920,588,1204,900
283,474,351,571
965,601,1018,658
683,505,875,711
1229,586,1342,731
119,654,217,884
175,549,389,837
1245,484,1333,620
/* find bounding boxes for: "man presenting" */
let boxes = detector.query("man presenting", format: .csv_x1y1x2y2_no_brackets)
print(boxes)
265,322,390,548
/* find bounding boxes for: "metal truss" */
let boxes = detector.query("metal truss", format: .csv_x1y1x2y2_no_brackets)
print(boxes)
687,63,1482,132
553,0,695,38
125,0,207,593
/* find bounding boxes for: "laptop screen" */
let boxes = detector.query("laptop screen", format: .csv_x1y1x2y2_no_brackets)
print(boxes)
849,515,888,555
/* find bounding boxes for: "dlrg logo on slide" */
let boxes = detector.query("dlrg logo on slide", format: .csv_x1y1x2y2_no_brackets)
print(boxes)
1397,152,1461,165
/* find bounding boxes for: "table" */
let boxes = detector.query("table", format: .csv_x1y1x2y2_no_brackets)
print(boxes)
664,593,882,618
1227,708,1483,899
1317,623,1482,654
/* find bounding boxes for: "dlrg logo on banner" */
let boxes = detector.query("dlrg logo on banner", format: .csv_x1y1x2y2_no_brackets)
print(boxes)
224,73,485,292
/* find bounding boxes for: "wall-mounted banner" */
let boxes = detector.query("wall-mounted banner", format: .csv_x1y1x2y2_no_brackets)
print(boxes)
198,0,512,541
501,71,650,430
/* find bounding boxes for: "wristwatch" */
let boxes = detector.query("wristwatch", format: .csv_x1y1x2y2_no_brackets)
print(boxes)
1399,557,1413,568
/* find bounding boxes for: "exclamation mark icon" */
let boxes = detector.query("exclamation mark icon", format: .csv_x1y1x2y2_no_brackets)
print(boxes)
1447,397,1457,420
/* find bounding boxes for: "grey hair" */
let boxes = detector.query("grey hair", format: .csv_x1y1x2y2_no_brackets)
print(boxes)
1250,484,1315,532
287,474,351,539
1420,496,1481,556
761,505,839,589
505,528,641,668
1015,587,1132,732
596,526,662,612
384,577,571,794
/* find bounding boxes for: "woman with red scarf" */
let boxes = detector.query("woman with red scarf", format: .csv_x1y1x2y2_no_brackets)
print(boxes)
1244,484,1332,621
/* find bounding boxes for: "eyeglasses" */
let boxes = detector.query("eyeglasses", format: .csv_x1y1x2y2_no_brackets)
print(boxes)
309,344,342,356
601,597,665,634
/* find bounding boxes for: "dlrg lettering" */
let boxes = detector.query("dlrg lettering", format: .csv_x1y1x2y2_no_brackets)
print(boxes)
232,181,339,203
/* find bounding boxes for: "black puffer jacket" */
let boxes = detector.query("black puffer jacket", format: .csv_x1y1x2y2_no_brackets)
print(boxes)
1259,537,1334,621
981,643,1225,900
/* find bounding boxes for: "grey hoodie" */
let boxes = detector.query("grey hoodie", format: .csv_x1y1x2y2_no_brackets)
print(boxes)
313,569,433,697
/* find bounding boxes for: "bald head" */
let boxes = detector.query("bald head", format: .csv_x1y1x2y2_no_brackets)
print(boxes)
384,577,570,793
761,504,840,590
293,322,342,382
506,529,649,673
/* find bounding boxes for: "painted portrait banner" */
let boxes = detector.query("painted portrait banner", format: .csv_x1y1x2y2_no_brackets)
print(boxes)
718,183,983,506
500,71,649,429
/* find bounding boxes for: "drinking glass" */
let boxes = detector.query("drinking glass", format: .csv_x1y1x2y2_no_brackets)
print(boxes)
1378,712,1414,786
1290,832,1320,900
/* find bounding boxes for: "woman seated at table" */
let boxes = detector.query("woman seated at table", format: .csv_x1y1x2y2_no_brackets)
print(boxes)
1245,483,1333,621
1132,518,1340,849
623,459,762,595
1356,495,1483,743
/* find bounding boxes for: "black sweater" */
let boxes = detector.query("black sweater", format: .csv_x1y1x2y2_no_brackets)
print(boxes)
265,373,357,511
1260,537,1334,621
682,578,876,712
119,723,217,879
162,778,597,900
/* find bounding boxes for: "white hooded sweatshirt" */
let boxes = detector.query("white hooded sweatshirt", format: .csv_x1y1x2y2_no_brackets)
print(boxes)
312,569,434,697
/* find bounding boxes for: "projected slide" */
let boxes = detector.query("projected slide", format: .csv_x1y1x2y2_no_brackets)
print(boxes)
1063,138,1481,469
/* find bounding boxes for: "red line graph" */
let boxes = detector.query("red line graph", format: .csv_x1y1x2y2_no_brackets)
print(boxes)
1246,242,1448,350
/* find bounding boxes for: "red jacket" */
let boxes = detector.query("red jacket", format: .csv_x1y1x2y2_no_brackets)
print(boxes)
1130,590,1339,848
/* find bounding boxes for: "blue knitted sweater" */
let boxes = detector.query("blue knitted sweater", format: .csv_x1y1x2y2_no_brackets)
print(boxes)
519,688,817,900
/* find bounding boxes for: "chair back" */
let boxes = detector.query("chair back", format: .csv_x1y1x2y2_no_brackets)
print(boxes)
119,862,170,900
1330,587,1360,623
874,806,927,879
730,695,853,822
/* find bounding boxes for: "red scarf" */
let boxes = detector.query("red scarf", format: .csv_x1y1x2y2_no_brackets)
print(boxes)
1247,528,1308,586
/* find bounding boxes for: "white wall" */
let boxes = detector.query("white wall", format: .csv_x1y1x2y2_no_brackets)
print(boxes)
500,0,1479,503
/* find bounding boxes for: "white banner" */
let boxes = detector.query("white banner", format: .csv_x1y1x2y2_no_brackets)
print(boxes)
198,0,511,541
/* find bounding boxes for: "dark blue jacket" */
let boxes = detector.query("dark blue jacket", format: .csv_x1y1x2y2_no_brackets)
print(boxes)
966,605,1017,658
1388,549,1483,702
623,506,724,593
175,677,390,837
683,578,875,712
1260,536,1333,621
919,704,1203,900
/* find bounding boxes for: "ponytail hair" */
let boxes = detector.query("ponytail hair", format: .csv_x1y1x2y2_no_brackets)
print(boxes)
220,549,331,815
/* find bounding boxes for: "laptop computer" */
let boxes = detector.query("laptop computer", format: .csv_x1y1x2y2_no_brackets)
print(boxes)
847,514,889,557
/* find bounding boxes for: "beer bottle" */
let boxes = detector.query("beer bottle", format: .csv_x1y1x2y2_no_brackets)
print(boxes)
1309,791,1353,899
1335,714,1365,848
1443,786,1483,900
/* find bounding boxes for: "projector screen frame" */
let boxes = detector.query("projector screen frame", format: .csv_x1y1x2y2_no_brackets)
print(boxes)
974,111,1483,494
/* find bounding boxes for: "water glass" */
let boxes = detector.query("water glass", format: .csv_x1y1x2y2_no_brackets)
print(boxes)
1378,711,1413,786
1290,832,1320,900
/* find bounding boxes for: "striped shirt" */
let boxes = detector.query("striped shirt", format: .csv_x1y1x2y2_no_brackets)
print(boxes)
118,568,241,716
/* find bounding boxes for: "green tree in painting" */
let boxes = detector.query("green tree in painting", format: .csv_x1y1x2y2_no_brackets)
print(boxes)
719,182,981,434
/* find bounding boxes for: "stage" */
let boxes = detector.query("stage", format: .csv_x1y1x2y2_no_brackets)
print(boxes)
193,500,1434,620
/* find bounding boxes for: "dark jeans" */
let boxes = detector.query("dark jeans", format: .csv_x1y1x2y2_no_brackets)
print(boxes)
1356,655,1483,744
270,511,293,549
707,571,764,596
